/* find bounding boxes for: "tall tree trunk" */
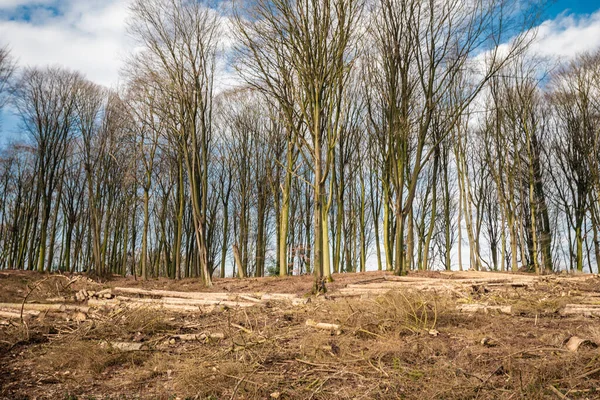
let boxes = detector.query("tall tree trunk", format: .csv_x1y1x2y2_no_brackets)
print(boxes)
141,188,150,280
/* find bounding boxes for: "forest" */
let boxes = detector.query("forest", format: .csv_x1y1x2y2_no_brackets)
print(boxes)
0,0,599,293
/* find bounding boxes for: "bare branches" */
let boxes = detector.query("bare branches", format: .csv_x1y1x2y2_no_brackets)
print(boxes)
0,45,15,111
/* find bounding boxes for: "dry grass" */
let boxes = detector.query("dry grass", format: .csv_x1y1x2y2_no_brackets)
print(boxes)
36,340,150,377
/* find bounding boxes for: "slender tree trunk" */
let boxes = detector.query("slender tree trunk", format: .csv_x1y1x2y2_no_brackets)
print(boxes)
383,182,393,271
141,188,150,280
220,204,229,278
422,158,439,271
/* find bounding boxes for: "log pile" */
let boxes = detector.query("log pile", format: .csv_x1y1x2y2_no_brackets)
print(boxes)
1,272,597,325
0,302,91,323
333,272,574,299
101,287,309,311
74,288,114,302
0,287,307,323
331,271,600,319
84,287,309,314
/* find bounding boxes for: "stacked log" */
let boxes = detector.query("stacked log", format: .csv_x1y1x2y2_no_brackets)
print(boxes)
0,302,91,322
75,288,114,302
0,288,307,322
84,287,308,313
335,273,541,298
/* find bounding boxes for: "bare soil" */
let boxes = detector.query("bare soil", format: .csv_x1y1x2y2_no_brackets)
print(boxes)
1,270,599,400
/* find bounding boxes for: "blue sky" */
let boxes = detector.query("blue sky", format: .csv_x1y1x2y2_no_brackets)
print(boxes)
548,0,599,18
0,0,600,144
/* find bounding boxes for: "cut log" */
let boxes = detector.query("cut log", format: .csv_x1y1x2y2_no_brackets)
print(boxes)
63,305,90,313
87,299,120,308
96,289,112,297
171,332,225,341
0,309,40,319
327,292,363,299
305,319,342,335
561,304,600,317
162,297,255,308
132,303,205,312
0,303,65,312
457,303,512,314
0,303,90,315
261,293,302,300
237,295,262,303
100,341,145,351
89,298,205,312
338,288,394,295
114,295,256,308
261,293,308,305
111,287,306,306
382,276,442,283
46,297,67,302
112,288,236,301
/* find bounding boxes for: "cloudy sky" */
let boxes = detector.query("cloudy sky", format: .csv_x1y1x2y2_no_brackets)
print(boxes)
0,0,131,88
0,0,599,87
0,0,599,140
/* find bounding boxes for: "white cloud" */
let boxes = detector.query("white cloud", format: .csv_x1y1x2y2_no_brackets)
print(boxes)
0,0,133,88
0,0,53,8
1,1,599,91
532,10,600,60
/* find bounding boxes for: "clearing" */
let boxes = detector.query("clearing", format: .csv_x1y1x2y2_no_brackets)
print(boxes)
1,270,600,399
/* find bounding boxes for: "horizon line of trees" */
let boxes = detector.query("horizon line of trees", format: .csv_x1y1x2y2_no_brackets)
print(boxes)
0,0,599,291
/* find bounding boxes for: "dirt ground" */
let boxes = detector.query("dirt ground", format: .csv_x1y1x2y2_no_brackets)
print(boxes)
1,270,599,400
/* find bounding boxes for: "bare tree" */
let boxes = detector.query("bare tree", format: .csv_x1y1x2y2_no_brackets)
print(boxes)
366,0,540,275
548,52,600,272
0,45,15,114
235,0,363,292
14,67,81,272
128,0,221,286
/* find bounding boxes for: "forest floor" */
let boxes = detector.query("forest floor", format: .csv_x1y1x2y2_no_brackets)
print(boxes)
1,269,600,400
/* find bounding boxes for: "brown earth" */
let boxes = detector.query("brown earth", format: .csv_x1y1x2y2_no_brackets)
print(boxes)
1,270,599,400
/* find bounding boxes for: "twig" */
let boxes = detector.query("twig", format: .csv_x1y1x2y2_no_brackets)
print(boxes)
357,328,386,340
231,323,253,334
222,373,261,387
366,357,389,377
308,377,330,400
21,276,52,324
230,374,247,400
295,358,331,368
228,369,261,400
474,365,504,399
570,366,600,381
456,368,485,382
62,276,81,291
547,385,570,400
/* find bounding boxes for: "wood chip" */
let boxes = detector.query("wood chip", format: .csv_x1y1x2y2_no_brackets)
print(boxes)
564,336,598,352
